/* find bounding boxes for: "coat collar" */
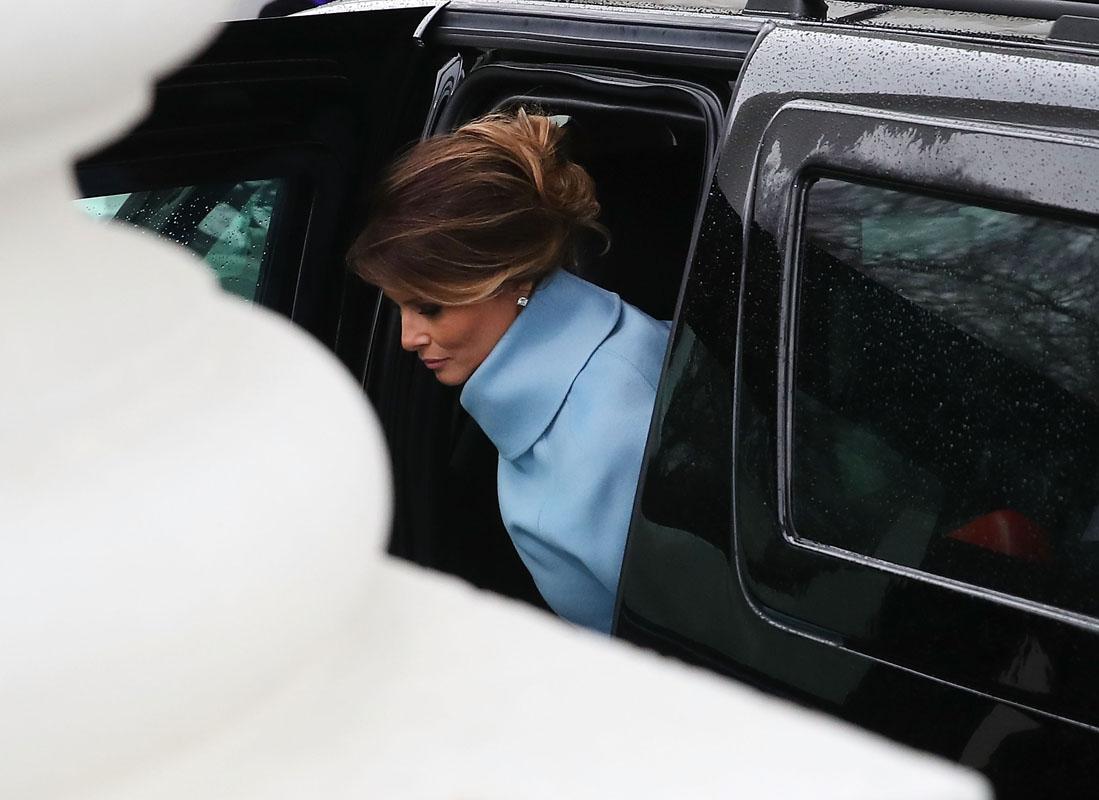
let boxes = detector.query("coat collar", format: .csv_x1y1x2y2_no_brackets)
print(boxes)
460,269,622,460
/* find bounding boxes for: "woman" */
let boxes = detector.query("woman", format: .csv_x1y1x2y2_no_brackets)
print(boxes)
349,110,670,633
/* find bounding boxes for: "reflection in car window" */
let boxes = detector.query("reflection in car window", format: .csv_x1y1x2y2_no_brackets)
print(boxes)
76,179,284,301
792,177,1099,616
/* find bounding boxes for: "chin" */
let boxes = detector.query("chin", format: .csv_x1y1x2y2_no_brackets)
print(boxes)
434,369,467,387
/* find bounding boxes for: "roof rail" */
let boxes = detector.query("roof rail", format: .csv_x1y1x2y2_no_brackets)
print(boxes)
865,0,1099,21
1050,14,1099,42
744,0,827,19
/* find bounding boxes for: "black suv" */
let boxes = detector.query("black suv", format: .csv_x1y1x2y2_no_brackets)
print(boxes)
78,2,1099,795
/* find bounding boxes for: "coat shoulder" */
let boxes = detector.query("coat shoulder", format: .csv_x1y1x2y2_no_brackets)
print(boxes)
587,303,671,393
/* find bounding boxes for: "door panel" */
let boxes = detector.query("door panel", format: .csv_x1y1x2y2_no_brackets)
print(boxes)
617,22,1099,796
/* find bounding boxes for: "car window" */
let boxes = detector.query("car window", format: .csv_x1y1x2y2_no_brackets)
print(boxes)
792,176,1099,616
76,179,285,301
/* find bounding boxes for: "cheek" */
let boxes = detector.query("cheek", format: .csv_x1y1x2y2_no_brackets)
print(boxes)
472,307,516,358
464,326,500,365
431,317,475,352
426,312,481,357
433,301,516,366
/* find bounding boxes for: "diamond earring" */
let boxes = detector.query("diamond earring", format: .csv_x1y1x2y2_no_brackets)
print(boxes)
516,296,529,307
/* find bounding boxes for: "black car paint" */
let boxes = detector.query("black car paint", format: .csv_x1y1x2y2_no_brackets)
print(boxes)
616,20,1099,797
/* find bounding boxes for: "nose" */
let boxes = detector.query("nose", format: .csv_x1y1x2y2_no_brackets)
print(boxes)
399,307,430,352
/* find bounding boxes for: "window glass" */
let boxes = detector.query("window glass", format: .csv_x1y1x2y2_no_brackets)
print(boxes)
793,177,1099,616
76,179,284,301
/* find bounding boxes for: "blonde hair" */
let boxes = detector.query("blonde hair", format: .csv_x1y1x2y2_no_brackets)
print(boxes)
348,109,608,305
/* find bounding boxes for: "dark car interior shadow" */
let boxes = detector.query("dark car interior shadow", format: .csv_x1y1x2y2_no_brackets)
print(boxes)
370,61,718,607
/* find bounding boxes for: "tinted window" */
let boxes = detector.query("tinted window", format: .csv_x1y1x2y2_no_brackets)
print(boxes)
792,177,1099,616
76,179,284,301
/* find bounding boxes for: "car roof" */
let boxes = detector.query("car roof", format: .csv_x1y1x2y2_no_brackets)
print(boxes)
302,0,1073,43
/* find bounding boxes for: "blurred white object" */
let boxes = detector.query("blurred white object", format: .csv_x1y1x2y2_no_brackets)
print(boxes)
0,2,988,799
227,0,273,18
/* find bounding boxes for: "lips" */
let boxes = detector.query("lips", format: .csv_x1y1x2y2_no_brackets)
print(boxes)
421,357,449,370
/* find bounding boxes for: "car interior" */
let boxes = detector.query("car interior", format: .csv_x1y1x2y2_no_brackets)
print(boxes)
367,61,722,607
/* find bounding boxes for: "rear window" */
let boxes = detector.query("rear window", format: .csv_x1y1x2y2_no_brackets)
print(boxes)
791,177,1099,617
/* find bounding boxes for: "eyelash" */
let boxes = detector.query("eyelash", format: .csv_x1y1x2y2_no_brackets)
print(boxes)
417,304,442,319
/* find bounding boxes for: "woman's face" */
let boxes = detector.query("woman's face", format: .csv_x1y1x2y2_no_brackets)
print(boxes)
387,288,525,386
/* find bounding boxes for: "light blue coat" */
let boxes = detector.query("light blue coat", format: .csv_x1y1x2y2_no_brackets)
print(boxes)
460,269,671,633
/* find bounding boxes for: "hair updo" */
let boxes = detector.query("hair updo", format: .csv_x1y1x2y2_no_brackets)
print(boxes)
348,109,608,306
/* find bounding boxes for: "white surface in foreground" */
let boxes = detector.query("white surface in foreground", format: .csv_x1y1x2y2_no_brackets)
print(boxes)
86,557,990,799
